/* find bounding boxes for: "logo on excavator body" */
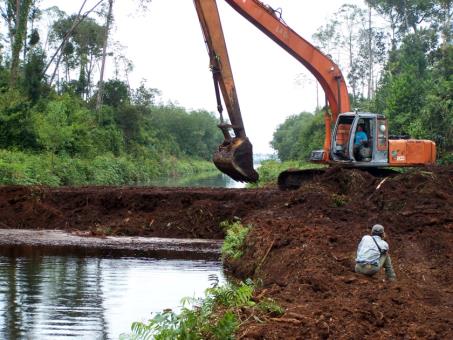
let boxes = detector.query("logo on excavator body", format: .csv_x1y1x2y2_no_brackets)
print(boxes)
391,150,405,161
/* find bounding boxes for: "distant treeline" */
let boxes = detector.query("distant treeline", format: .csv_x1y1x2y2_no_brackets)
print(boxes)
0,83,223,185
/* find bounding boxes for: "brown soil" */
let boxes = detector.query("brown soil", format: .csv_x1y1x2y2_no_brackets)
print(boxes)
0,166,452,339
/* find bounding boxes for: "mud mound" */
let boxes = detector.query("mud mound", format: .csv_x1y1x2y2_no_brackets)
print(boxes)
317,166,377,196
0,165,452,338
229,166,453,339
0,186,281,238
369,166,453,231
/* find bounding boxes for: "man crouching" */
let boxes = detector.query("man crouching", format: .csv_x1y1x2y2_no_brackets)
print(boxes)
355,224,396,281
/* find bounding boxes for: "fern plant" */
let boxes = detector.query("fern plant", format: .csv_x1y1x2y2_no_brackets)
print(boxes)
123,280,286,340
220,220,251,260
122,281,254,340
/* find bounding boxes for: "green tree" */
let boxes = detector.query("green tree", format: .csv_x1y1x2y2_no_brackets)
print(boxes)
22,47,47,103
372,30,437,134
366,0,438,34
419,45,453,157
50,14,105,98
101,79,130,107
271,112,322,161
0,89,36,149
1,0,34,86
34,99,73,157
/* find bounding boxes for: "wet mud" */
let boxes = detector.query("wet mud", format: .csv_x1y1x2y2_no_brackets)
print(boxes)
0,165,452,339
0,229,222,259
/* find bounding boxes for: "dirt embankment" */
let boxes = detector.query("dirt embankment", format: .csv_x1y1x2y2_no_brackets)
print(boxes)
0,186,274,238
0,166,452,339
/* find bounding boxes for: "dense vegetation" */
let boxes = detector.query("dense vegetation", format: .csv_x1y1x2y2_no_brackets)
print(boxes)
272,1,452,164
0,0,223,185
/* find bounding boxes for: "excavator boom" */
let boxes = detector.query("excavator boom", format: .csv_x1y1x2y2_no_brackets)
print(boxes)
224,0,350,117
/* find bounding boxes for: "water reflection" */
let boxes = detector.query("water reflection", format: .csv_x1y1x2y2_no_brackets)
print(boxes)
0,252,224,339
150,172,246,188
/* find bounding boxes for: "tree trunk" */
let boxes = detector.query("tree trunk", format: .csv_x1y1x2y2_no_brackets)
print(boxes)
96,0,114,111
349,32,356,101
10,0,32,87
44,0,104,85
367,5,373,99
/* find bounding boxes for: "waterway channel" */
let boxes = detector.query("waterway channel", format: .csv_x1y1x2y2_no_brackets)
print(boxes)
0,247,225,339
0,167,258,338
149,172,246,188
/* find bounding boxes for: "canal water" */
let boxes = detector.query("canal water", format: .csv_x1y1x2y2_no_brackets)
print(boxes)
0,251,225,339
149,172,246,188
0,164,265,338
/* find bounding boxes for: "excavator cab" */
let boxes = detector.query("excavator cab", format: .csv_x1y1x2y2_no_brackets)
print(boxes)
331,112,389,166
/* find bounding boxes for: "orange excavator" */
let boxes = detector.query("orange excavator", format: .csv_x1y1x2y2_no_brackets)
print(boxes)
194,0,436,187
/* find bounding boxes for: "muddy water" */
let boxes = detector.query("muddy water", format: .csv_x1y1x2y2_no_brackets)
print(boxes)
0,250,224,339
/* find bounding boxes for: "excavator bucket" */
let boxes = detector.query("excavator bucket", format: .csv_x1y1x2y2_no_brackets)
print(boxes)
213,137,259,182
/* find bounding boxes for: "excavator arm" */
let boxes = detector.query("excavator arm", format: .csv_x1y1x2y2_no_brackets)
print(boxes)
194,0,351,182
224,0,350,116
194,0,259,182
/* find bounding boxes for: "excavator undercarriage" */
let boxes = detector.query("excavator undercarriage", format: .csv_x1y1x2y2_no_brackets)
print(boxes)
277,167,401,191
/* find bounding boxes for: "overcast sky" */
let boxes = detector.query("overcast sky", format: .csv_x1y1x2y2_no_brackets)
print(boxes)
42,0,366,154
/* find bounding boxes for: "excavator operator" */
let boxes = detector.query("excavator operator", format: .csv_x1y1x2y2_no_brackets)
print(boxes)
354,125,369,161
354,125,368,146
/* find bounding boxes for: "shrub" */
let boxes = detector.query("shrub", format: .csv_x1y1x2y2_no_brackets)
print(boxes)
0,150,217,186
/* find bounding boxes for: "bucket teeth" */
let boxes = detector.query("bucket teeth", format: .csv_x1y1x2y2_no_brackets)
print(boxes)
213,137,259,183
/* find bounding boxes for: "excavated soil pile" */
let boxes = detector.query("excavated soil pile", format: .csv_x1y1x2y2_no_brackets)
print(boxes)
0,186,274,238
0,166,452,339
229,166,453,339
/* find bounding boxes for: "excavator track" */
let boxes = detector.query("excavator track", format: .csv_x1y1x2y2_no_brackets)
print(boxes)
278,168,326,190
278,167,400,190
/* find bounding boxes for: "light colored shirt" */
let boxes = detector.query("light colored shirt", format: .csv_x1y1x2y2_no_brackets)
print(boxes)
354,131,368,145
355,235,389,265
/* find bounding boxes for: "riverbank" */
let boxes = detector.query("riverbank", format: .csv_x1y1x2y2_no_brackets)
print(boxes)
0,150,218,186
0,165,452,338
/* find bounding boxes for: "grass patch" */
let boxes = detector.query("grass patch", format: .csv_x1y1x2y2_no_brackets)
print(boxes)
331,193,349,207
248,159,325,188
